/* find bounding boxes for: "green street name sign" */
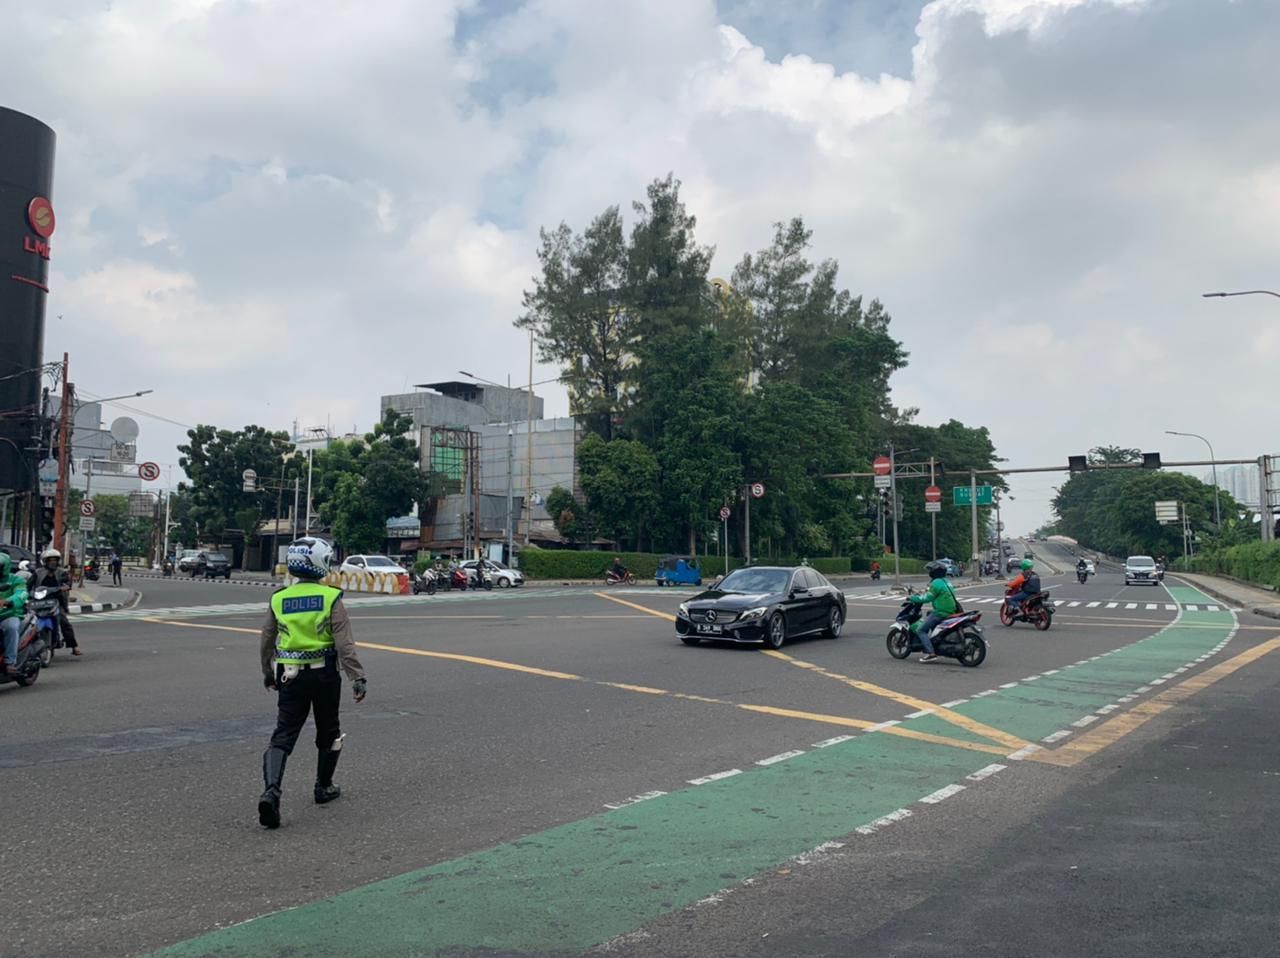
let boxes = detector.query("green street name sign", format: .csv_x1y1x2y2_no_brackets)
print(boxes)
952,485,994,506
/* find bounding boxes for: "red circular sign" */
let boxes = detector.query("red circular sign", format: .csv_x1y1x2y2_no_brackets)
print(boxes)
27,197,55,239
873,456,892,476
139,461,161,482
925,485,942,503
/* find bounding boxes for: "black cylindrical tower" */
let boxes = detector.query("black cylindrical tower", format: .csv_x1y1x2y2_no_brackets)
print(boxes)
0,107,56,494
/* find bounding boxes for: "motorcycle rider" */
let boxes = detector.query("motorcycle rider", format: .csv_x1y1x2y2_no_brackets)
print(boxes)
0,553,29,674
609,556,628,582
257,537,367,830
31,548,80,656
1076,556,1088,579
907,560,959,663
1006,559,1041,612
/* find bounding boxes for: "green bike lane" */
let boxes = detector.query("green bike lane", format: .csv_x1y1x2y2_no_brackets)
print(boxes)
147,583,1240,958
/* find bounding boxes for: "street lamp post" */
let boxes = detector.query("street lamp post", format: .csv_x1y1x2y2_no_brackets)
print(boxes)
1166,430,1221,529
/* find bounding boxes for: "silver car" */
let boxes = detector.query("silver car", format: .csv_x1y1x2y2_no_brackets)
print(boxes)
1124,555,1160,586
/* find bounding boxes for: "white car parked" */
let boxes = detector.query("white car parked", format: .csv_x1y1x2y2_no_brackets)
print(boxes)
339,554,409,579
461,559,524,588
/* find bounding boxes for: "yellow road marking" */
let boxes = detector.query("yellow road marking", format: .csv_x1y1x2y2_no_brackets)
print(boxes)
139,617,258,634
137,619,1013,756
595,592,676,620
762,650,1032,751
1031,636,1280,767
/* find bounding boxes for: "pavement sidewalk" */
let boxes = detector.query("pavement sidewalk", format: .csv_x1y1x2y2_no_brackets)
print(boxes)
1175,572,1280,619
66,582,138,614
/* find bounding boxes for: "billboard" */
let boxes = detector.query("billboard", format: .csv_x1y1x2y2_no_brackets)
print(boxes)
0,107,56,493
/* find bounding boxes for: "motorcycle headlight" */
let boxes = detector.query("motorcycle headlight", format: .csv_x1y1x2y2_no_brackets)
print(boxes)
740,606,769,620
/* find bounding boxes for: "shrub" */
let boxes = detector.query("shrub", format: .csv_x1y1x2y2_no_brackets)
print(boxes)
1184,541,1280,589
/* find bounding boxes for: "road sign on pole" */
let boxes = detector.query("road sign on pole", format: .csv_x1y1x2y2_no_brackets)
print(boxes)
925,485,942,503
719,506,731,520
80,499,96,517
1155,500,1180,525
242,468,258,493
952,485,994,507
138,461,161,482
750,482,765,499
925,502,941,514
78,516,96,532
873,456,892,489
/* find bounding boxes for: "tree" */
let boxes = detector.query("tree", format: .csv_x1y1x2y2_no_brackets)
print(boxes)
577,435,659,550
1089,446,1142,465
517,207,631,439
545,485,590,543
92,493,155,557
312,409,427,554
177,424,294,537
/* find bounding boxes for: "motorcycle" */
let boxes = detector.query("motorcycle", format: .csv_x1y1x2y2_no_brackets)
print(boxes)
999,589,1054,631
1076,567,1088,584
29,586,64,664
885,589,987,667
0,609,50,688
84,560,100,582
411,568,438,596
604,570,636,586
870,567,881,582
450,567,469,591
162,558,174,577
472,564,495,591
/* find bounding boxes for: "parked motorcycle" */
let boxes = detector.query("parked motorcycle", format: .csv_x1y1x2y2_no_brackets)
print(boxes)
0,609,50,688
29,586,64,664
885,589,987,667
999,589,1054,631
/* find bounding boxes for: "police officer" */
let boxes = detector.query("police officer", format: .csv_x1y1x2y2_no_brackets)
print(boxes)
258,537,367,830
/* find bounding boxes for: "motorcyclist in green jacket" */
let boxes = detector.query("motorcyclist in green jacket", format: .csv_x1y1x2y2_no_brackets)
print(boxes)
0,553,29,673
909,560,958,663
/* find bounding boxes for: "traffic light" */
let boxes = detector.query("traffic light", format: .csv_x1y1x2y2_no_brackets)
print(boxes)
1142,452,1162,470
1068,455,1088,474
879,488,891,513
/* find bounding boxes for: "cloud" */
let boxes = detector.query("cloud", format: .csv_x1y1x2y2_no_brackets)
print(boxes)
5,0,1278,535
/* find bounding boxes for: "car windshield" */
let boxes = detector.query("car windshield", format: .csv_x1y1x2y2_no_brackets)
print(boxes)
205,553,228,562
1128,556,1155,568
364,556,399,568
716,568,790,595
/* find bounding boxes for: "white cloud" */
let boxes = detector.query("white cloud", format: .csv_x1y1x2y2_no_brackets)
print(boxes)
5,0,1278,534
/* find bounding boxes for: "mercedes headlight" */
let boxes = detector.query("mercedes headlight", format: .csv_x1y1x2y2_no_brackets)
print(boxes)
740,606,769,620
677,603,689,617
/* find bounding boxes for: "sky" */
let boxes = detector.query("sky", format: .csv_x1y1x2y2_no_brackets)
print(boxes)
3,0,1278,537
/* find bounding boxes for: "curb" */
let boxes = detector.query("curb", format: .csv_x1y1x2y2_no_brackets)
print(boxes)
1173,574,1280,621
125,572,281,588
68,591,141,615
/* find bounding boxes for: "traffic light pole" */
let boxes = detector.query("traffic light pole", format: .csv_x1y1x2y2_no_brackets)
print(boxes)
930,457,937,561
970,470,979,582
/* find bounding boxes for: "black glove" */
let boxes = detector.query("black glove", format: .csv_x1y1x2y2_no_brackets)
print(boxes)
263,675,277,691
352,678,367,703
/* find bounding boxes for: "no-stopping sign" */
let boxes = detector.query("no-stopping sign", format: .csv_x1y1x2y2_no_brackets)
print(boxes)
138,461,161,482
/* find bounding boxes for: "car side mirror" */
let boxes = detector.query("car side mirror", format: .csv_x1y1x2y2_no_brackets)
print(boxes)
791,586,808,596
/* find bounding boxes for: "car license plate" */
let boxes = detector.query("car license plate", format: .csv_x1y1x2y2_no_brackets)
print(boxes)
696,624,723,635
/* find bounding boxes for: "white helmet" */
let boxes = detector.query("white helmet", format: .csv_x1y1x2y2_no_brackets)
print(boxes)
287,537,335,579
41,547,61,564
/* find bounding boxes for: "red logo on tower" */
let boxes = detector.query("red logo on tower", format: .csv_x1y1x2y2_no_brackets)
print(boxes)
27,197,55,239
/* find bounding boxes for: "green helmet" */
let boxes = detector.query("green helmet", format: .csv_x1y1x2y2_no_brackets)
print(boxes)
1020,559,1033,571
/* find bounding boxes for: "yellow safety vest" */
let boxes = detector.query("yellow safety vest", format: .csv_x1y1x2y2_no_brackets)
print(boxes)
270,582,341,666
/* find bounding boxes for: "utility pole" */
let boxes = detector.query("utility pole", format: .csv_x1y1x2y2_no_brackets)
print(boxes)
929,456,937,561
525,328,534,547
744,486,752,566
1259,456,1275,543
304,446,314,536
52,353,71,552
506,426,514,565
889,442,901,583
291,477,300,543
969,469,979,582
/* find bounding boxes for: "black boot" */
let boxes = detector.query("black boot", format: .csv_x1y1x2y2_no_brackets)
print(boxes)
314,746,341,804
258,747,288,829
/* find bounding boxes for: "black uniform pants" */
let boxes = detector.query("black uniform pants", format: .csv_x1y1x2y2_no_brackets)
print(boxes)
269,666,342,755
58,609,77,648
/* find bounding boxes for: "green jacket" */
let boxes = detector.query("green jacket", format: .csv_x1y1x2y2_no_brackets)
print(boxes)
910,577,958,615
0,561,28,620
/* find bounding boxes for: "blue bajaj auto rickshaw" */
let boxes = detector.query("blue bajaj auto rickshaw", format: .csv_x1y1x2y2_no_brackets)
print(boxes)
655,555,702,587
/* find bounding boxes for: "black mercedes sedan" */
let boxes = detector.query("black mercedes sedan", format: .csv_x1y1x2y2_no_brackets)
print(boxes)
675,565,847,649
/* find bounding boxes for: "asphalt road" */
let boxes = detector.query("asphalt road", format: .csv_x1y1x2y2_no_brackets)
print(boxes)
2,540,1276,957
